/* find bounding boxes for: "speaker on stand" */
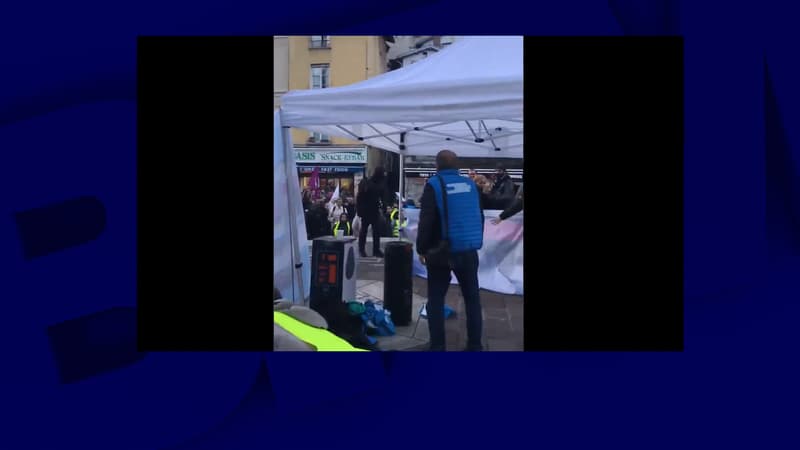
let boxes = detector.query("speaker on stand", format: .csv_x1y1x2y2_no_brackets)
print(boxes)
309,236,358,334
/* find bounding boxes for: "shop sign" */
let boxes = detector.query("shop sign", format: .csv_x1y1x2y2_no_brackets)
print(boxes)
294,149,366,164
298,166,364,174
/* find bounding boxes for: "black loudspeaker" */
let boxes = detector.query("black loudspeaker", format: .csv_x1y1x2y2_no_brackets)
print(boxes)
384,241,413,326
310,236,358,335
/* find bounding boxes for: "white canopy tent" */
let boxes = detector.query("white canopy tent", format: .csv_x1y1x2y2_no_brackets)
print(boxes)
275,36,523,302
281,36,523,157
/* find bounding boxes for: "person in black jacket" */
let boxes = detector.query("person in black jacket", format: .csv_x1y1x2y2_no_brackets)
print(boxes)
302,189,312,212
488,163,517,210
491,188,523,224
343,196,356,222
356,167,391,257
308,200,331,239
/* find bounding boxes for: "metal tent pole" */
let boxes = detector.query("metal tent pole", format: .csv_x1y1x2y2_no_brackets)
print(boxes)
398,132,406,235
280,114,305,303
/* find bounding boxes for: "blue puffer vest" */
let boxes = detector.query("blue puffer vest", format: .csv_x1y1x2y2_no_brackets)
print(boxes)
427,169,483,252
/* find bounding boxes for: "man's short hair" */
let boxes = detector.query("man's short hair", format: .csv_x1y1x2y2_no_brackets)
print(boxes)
435,150,459,170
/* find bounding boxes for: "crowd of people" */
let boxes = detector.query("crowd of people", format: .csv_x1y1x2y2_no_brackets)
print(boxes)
303,195,356,240
466,164,519,211
293,156,523,352
301,170,404,248
301,164,521,249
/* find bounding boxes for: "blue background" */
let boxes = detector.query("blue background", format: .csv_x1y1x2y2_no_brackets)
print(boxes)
2,0,799,448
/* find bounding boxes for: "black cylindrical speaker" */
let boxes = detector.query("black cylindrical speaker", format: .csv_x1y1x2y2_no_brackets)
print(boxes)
384,241,413,326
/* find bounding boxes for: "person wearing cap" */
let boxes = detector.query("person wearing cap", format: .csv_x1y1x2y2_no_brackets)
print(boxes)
489,163,517,210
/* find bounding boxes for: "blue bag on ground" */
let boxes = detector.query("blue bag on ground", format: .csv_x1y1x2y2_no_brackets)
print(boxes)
361,300,396,336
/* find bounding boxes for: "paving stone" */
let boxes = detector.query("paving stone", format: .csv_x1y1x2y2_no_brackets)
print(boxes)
507,304,524,318
449,321,466,331
481,300,508,311
484,308,509,320
481,288,504,298
487,339,522,351
357,283,385,300
356,279,379,289
510,316,524,334
394,324,415,338
447,333,462,347
482,296,506,309
376,334,427,351
485,319,512,339
355,261,523,352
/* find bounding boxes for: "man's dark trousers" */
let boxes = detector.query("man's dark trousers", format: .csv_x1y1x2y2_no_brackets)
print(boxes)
358,215,381,255
426,250,482,351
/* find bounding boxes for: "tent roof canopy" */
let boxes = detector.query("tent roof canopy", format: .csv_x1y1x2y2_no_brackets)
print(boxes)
280,36,523,158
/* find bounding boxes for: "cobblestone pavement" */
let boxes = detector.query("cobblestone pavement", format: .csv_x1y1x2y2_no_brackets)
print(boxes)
352,239,523,351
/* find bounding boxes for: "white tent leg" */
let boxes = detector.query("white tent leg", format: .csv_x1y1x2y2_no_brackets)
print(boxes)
281,122,305,304
399,151,404,229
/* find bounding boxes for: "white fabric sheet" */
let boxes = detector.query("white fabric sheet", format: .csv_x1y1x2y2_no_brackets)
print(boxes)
401,208,524,295
274,111,310,303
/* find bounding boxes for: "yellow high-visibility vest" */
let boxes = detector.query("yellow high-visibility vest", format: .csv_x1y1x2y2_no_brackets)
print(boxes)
332,221,351,236
389,208,406,237
274,311,368,352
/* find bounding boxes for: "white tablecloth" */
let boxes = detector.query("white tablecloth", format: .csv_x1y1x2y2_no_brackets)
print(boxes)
401,208,523,295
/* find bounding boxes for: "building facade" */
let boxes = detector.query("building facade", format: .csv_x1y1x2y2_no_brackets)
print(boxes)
274,36,389,198
386,36,457,69
274,36,289,110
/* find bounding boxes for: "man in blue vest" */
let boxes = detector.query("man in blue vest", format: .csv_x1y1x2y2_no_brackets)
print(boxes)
416,150,485,351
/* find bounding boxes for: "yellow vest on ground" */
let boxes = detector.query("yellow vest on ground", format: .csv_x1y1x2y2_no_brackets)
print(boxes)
274,311,368,352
